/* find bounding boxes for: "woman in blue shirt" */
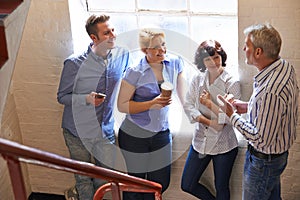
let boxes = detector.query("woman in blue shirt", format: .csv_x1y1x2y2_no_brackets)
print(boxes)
117,27,185,200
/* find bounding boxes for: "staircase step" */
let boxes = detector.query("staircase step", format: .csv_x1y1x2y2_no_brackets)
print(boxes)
28,192,65,200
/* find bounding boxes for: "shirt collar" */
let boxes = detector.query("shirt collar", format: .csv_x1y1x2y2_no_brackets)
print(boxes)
139,55,171,72
87,43,112,62
219,69,229,82
204,68,229,83
254,58,282,84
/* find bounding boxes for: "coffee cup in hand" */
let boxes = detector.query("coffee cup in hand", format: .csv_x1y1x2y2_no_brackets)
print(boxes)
161,82,173,97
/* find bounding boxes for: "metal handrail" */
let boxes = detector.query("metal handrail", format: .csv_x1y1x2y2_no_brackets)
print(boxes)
0,138,162,200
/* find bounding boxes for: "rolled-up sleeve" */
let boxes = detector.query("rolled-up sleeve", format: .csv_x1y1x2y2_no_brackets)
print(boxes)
183,76,202,123
57,59,79,106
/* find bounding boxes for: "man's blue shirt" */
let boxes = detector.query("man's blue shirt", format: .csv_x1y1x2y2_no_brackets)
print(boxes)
57,44,131,140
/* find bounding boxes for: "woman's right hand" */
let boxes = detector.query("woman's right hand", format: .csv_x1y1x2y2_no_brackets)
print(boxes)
199,90,212,109
150,95,172,110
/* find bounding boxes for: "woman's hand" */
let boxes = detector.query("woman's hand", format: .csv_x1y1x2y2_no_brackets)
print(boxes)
150,95,172,110
199,90,221,117
199,90,212,109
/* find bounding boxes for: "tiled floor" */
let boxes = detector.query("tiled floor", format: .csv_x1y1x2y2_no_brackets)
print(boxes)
28,192,65,200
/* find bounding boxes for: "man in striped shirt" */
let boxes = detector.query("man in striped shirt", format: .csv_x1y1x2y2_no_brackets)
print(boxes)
218,23,299,200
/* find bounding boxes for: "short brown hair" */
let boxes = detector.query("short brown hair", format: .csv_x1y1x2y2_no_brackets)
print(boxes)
85,14,110,36
194,40,227,72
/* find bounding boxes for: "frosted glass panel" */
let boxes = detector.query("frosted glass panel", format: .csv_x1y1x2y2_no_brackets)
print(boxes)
88,0,135,11
138,0,187,10
190,0,237,14
108,14,138,34
111,15,139,59
74,0,238,75
139,15,188,36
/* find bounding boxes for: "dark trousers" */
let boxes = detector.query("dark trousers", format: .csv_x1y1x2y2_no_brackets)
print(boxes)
118,128,172,200
181,145,238,200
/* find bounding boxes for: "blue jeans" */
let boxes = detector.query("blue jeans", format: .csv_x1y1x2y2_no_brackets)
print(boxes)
118,128,172,200
243,150,288,200
63,129,116,200
181,145,238,200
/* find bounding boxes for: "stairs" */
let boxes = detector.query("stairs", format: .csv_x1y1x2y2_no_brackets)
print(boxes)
28,193,65,200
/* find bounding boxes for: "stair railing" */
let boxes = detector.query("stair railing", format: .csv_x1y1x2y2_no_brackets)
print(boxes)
0,138,162,200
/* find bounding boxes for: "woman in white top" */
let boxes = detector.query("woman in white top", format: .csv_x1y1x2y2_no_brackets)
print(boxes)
181,40,241,200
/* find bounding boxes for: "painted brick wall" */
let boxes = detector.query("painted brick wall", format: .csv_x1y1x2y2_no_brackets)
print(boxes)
238,1,300,198
164,0,300,199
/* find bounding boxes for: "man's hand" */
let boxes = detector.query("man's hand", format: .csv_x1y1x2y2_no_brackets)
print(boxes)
232,99,248,114
86,92,105,106
217,95,235,117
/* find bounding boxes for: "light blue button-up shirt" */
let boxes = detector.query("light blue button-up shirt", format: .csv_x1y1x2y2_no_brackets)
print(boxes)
57,44,131,140
123,54,183,132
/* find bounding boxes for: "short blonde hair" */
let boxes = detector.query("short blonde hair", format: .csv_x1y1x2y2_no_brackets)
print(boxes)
139,28,165,49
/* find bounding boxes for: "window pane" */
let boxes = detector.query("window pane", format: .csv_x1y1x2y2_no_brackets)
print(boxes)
190,0,237,14
138,0,187,10
111,15,140,59
87,0,135,11
139,15,188,36
109,14,138,33
191,16,238,73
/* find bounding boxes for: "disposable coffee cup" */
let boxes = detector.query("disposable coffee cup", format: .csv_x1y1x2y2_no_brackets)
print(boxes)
161,82,173,97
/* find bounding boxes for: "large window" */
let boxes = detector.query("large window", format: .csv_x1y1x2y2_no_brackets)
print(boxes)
68,0,238,137
69,0,237,73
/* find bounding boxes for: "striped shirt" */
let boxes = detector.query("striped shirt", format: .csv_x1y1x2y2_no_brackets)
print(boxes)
231,59,299,154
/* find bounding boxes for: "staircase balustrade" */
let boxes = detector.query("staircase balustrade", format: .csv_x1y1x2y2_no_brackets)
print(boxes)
0,138,162,200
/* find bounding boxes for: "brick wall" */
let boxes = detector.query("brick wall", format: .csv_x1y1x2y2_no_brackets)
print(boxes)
238,1,300,198
164,0,300,199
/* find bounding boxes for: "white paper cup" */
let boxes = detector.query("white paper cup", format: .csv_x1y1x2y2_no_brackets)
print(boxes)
161,82,173,97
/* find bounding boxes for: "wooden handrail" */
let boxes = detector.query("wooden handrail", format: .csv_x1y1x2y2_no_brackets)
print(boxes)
0,138,162,200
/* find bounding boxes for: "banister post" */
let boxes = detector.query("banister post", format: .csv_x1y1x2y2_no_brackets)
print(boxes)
110,182,121,200
5,156,27,200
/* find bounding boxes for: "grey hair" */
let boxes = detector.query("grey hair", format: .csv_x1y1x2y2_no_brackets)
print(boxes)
244,23,281,59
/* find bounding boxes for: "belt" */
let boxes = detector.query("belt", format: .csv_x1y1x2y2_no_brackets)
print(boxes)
247,144,284,160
